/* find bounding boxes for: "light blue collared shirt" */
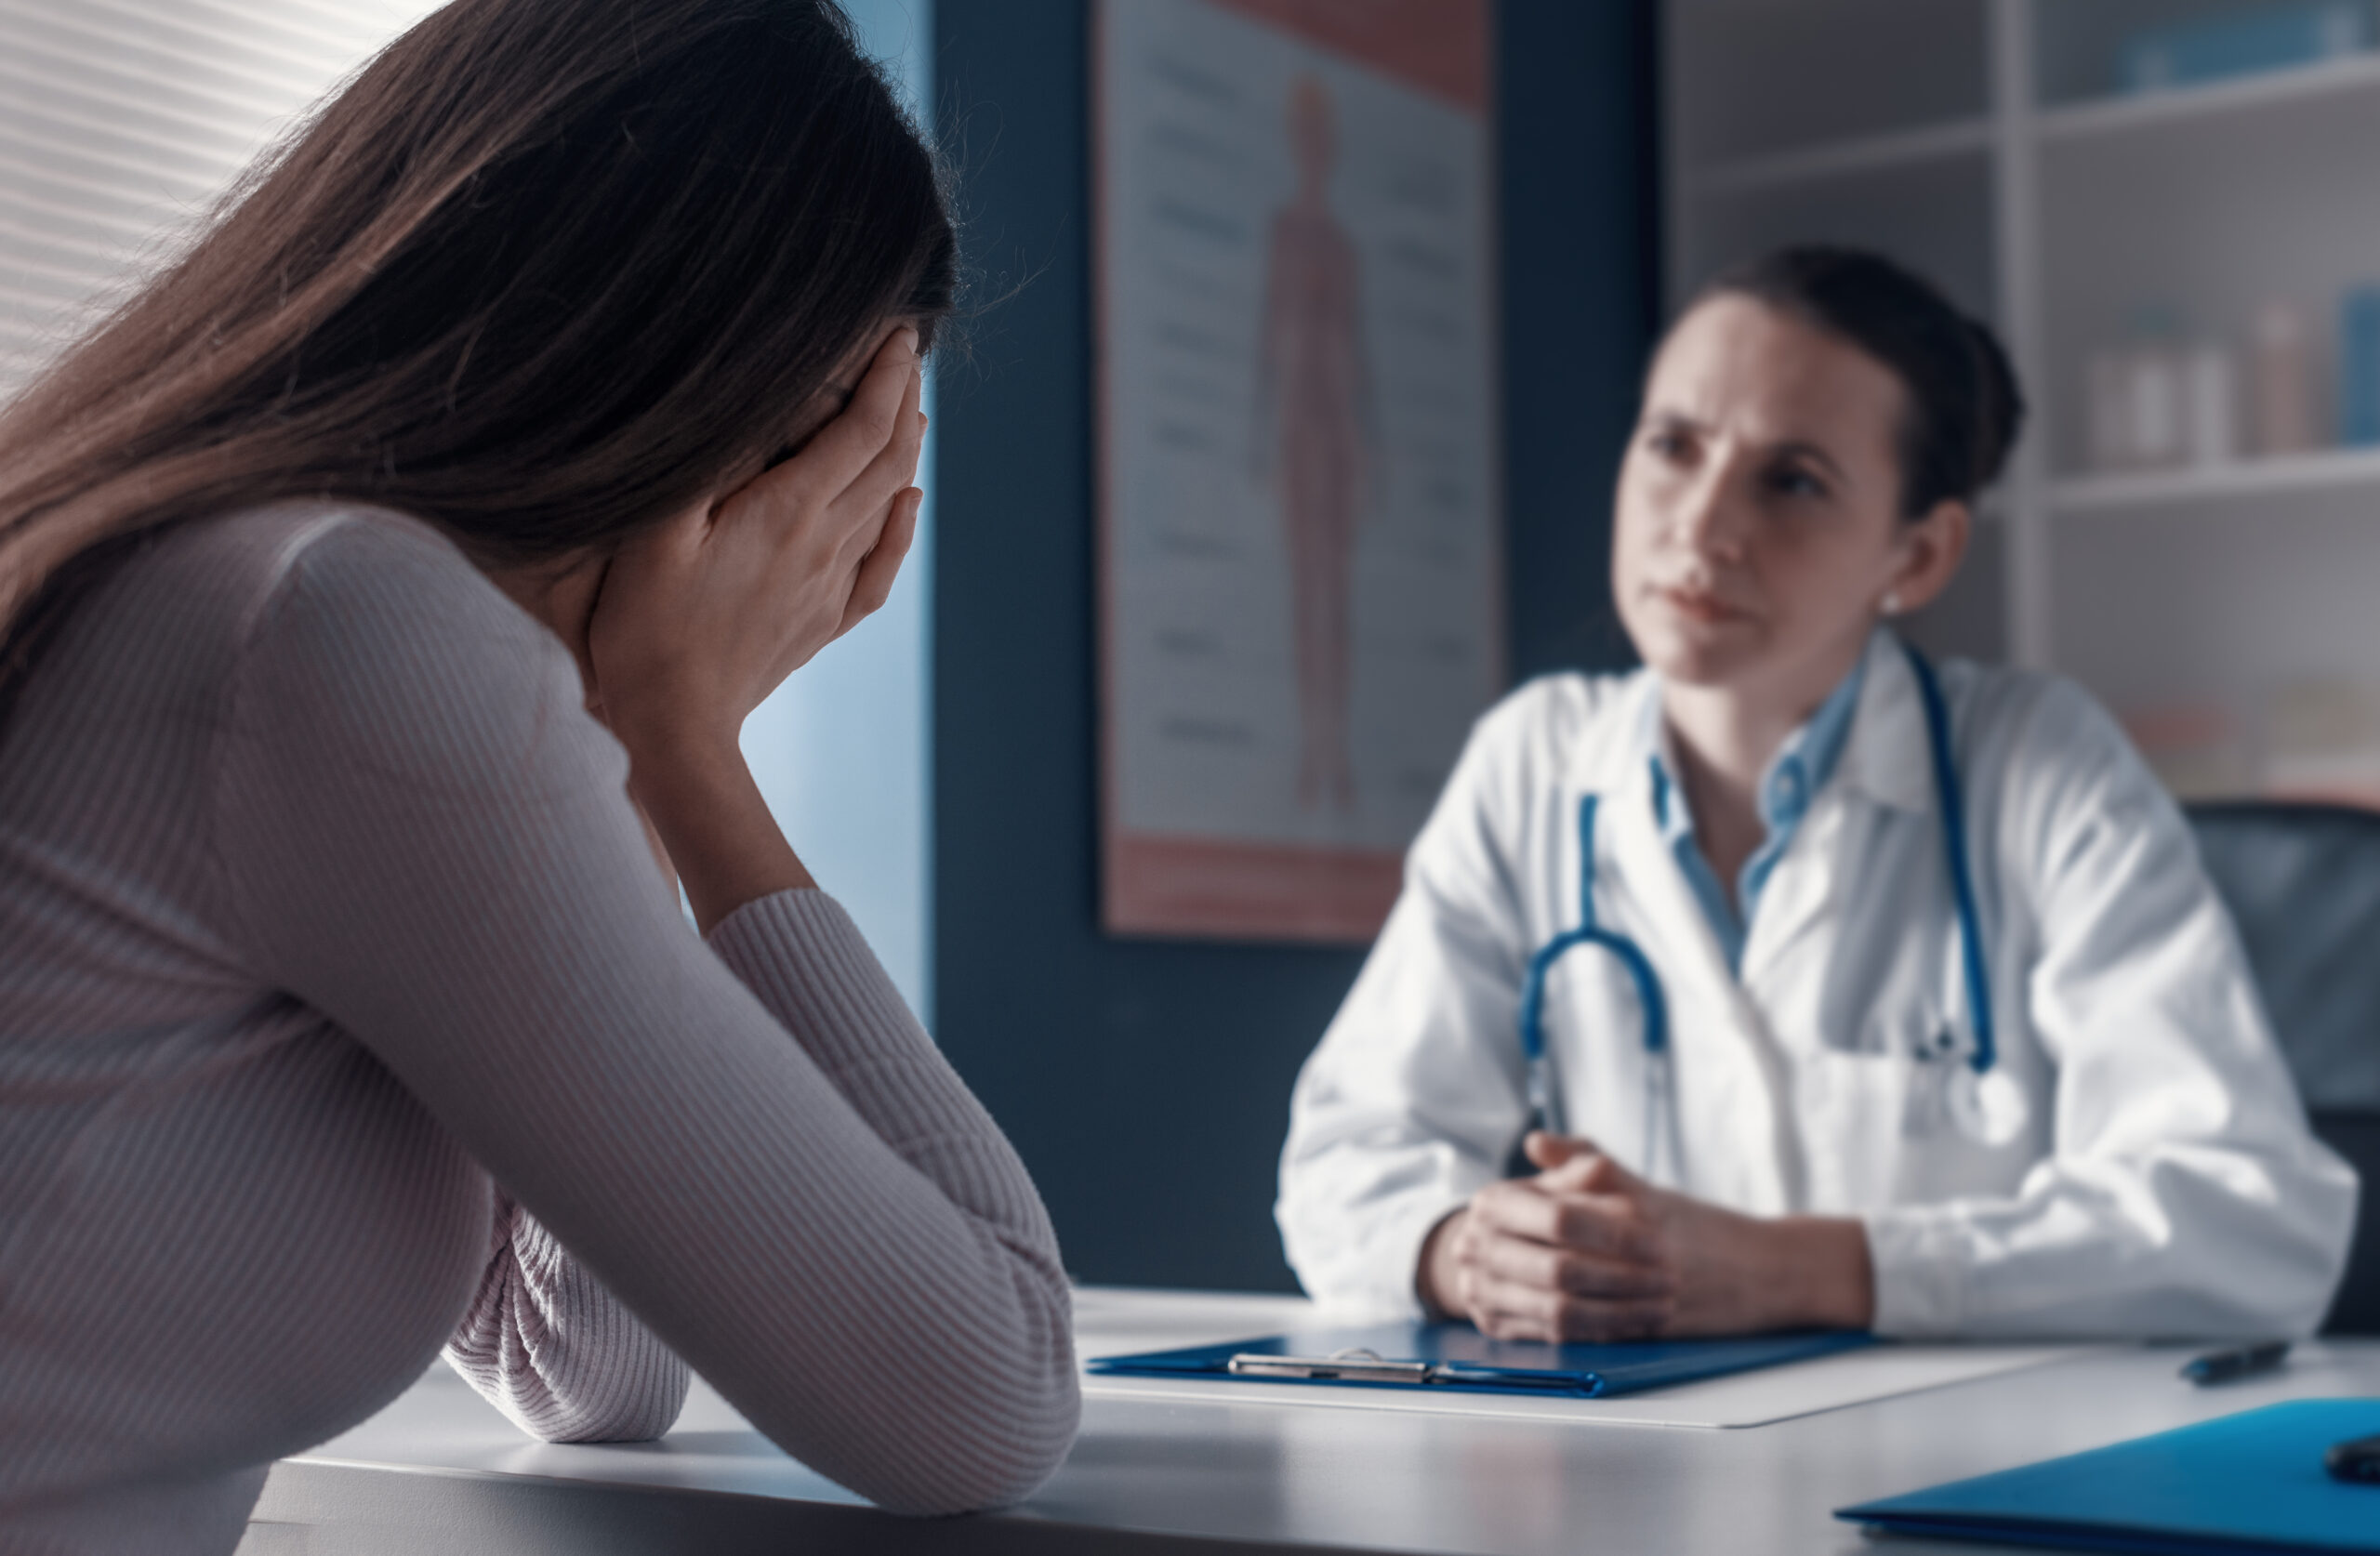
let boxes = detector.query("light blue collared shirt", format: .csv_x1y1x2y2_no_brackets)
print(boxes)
1647,656,1868,972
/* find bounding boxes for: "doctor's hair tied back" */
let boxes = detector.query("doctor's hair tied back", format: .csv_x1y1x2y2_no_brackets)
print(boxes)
1695,245,2027,521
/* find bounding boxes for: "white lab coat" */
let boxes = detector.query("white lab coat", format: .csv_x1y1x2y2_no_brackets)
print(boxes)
1277,631,2358,1338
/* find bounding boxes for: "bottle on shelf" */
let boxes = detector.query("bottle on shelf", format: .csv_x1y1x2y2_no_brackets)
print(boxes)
2339,284,2380,446
2087,351,2133,473
2187,344,2239,466
2250,298,2326,458
2083,304,2238,473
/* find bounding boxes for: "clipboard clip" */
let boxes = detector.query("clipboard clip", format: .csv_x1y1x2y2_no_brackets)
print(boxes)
1228,1348,1435,1384
1224,1346,1577,1391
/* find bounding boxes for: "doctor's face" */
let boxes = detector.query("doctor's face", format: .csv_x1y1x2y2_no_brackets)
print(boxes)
1612,294,1924,705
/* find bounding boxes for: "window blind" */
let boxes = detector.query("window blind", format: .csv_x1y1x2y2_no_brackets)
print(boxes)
0,0,439,401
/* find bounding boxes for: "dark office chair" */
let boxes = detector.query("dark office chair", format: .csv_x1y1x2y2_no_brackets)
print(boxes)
2188,800,2380,1334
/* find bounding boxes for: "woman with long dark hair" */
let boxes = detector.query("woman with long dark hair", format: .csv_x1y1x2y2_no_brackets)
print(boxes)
0,3,1078,1548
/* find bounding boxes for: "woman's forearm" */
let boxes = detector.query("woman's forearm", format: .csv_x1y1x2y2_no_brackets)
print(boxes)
622,733,812,932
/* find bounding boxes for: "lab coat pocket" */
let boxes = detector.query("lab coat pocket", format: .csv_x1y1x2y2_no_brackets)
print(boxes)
1794,1046,1933,1212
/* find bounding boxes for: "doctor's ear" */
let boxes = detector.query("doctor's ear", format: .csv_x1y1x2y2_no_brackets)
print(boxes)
1881,499,1971,619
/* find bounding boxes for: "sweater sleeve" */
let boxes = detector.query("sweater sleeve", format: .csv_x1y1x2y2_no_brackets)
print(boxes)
207,513,1078,1514
443,1189,691,1443
705,891,1065,1270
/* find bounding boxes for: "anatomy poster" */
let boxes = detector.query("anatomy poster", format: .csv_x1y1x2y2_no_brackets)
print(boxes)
1097,0,1501,942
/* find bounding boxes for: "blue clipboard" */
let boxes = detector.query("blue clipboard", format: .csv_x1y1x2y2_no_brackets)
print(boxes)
1087,1323,1872,1399
1837,1398,2380,1555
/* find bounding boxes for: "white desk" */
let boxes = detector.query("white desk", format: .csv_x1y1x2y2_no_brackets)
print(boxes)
242,1288,2380,1556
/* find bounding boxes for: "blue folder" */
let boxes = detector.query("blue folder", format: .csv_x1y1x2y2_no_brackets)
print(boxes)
1087,1323,1871,1399
1838,1399,2380,1555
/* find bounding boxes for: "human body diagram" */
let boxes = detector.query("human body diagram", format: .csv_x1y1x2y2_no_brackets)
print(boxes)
1252,74,1382,812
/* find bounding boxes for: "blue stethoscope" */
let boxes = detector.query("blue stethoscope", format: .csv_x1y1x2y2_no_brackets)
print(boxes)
1515,640,1997,1156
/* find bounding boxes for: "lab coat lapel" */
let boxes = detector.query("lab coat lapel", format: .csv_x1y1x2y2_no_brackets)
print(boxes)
1737,634,1946,1210
1601,741,1801,1216
1831,631,1937,819
1737,792,1845,1000
1740,632,1935,993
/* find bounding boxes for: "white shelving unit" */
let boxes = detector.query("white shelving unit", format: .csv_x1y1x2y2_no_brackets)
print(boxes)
2035,46,2380,139
1686,120,1994,198
1667,0,2380,804
2053,445,2380,515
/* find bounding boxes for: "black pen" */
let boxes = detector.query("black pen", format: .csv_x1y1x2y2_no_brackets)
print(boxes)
2179,1339,2290,1385
2327,1433,2380,1483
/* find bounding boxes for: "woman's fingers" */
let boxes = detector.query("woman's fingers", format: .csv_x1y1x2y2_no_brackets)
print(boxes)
583,327,934,760
832,362,927,547
836,487,921,639
705,326,923,600
777,363,921,594
783,327,921,503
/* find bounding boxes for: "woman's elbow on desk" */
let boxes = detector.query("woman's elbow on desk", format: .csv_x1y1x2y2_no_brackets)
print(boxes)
731,1239,1081,1518
444,1204,694,1445
872,1392,1082,1519
909,1276,1082,1515
503,1362,693,1445
833,1307,1081,1516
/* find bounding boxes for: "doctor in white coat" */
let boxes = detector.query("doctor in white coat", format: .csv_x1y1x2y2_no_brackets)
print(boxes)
1277,245,2356,1342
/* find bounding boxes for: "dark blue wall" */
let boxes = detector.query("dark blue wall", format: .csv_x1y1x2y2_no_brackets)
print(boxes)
930,1,1657,1292
1501,3,1659,680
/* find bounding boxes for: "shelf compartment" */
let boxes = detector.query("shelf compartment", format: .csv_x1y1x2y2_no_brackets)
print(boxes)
2038,50,2380,144
2037,67,2380,480
2052,445,2380,515
1674,148,1996,324
1686,118,1992,196
1666,0,1987,170
2051,493,2380,801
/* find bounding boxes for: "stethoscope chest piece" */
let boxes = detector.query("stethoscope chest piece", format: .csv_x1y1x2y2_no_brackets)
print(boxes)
1945,1062,2029,1146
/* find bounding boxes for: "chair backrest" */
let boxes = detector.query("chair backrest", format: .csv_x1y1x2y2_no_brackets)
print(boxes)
2187,800,2380,1333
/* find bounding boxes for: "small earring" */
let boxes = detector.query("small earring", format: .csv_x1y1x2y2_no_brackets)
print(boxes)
1881,591,1903,616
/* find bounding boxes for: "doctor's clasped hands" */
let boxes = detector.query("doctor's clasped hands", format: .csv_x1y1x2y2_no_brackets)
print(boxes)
1421,1132,1873,1342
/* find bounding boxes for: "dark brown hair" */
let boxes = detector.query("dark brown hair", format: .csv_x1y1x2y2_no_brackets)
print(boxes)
1698,245,2023,519
0,0,955,717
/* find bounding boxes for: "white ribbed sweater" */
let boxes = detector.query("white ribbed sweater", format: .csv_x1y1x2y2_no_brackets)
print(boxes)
0,503,1078,1554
